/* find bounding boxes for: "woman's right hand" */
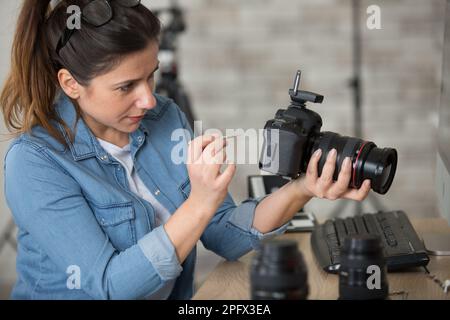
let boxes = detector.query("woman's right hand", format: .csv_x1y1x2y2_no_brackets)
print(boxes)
186,135,236,214
164,135,236,263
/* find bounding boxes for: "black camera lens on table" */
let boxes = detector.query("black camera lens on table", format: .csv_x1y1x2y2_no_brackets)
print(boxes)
339,234,389,300
259,70,398,194
250,239,309,300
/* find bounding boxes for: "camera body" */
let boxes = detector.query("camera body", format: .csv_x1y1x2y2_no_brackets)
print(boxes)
259,72,323,178
259,70,398,194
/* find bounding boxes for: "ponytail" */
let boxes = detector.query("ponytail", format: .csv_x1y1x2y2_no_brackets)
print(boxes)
0,0,70,146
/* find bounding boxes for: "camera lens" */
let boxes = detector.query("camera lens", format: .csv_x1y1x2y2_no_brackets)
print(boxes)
307,132,397,194
381,164,392,187
339,234,389,300
250,239,309,300
362,146,397,194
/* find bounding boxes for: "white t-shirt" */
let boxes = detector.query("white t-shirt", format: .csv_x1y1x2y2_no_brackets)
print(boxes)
97,137,175,299
97,138,172,226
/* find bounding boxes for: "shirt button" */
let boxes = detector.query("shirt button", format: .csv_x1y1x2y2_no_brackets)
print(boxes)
155,190,161,196
100,155,108,161
137,136,143,143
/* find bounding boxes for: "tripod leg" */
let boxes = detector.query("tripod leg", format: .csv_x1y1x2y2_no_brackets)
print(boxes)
0,218,17,253
175,87,195,130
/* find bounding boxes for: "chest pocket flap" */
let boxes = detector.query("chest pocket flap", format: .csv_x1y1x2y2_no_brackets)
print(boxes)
93,202,135,227
89,201,137,251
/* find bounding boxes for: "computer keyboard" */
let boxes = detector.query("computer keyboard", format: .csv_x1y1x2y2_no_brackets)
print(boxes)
311,210,430,273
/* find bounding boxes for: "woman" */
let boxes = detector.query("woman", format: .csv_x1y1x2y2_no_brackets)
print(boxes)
0,0,371,300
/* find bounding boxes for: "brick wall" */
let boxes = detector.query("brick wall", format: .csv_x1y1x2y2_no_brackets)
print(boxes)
148,0,446,219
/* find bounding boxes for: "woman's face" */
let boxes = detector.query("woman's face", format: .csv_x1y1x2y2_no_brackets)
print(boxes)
64,41,160,144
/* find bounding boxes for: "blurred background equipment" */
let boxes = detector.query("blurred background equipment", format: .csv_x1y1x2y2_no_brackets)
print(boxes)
154,0,196,130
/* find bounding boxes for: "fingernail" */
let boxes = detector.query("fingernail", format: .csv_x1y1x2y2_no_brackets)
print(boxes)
328,149,337,158
314,149,322,157
344,157,351,166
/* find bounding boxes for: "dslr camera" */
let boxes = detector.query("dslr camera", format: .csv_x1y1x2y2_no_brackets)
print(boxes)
259,70,397,194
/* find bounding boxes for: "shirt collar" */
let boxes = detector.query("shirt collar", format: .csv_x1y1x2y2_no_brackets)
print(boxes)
54,92,165,162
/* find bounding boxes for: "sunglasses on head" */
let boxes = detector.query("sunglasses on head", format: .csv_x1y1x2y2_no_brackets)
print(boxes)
56,0,141,56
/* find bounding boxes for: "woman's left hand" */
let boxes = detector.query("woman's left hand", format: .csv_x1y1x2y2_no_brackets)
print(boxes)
295,148,372,201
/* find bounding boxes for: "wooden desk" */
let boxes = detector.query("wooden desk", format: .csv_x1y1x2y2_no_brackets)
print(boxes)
193,218,450,300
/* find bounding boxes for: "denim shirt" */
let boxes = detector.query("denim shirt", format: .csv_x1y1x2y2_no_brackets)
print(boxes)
4,92,288,300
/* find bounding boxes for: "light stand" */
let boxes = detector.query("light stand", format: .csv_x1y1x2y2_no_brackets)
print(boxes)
328,0,388,218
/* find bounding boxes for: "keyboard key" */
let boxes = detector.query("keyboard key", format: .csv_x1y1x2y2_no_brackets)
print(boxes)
363,214,382,236
324,220,336,236
344,217,357,235
354,215,368,234
334,219,347,246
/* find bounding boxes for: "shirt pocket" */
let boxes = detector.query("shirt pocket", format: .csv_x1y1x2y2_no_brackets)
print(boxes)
178,177,191,200
90,201,137,251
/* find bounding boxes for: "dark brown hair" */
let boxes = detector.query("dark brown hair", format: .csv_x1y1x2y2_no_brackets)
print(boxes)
0,0,161,146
